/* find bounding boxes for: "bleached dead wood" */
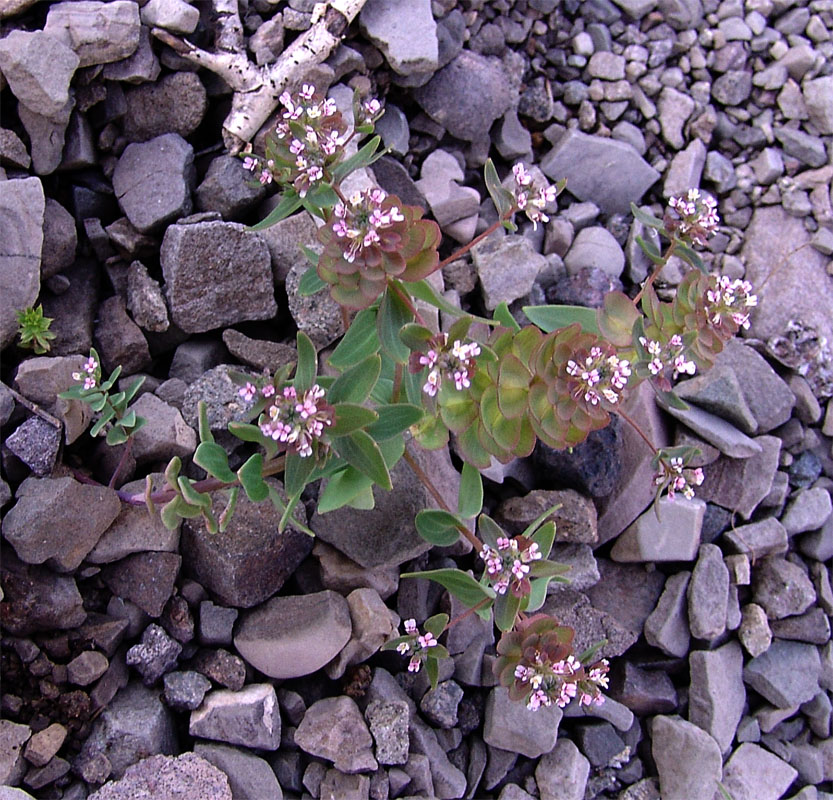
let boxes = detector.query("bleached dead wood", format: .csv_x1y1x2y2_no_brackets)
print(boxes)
151,0,368,153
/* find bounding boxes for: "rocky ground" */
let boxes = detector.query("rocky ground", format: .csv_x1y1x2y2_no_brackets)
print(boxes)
1,0,833,798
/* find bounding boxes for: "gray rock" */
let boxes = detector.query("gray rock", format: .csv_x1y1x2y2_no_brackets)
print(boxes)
359,0,438,79
644,571,691,658
651,716,722,800
140,0,200,34
221,329,295,373
0,31,78,119
127,393,196,464
195,155,266,220
494,110,532,161
161,219,275,333
781,487,832,535
296,696,376,773
256,209,318,285
752,557,816,619
318,769,370,800
23,723,66,769
126,623,182,685
365,700,409,766
67,650,109,686
472,235,547,310
719,743,798,800
803,76,833,134
198,602,238,647
127,261,169,333
610,661,677,715
540,130,660,214
408,715,467,798
102,552,182,617
774,126,828,168
563,226,625,279
770,606,831,645
193,743,282,800
311,447,459,569
41,198,77,279
43,1,140,67
17,100,73,175
102,25,160,84
0,127,30,169
658,0,703,29
79,681,177,780
658,87,695,150
2,476,120,572
663,139,707,199
0,720,31,786
181,483,312,608
704,150,737,193
234,591,352,679
190,684,281,750
95,295,151,375
123,72,207,143
611,497,704,562
113,133,195,233
420,681,464,729
723,517,788,560
496,489,598,545
674,366,758,435
483,687,562,758
687,544,729,641
744,639,821,707
414,51,515,142
712,71,753,105
548,543,599,592
4,416,61,477
88,753,231,800
689,641,745,753
0,177,43,349
180,365,256,434
739,603,772,657
285,256,346,349
535,738,589,800
163,671,211,711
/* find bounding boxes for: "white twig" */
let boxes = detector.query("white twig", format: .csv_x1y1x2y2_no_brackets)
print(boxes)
151,0,369,153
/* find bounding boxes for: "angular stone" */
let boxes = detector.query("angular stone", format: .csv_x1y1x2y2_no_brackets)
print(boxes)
140,0,201,34
44,1,140,67
483,686,562,758
2,476,120,572
644,571,691,658
190,684,280,750
113,133,195,233
195,155,266,221
472,235,546,310
296,696,376,773
359,0,438,79
411,714,468,798
181,483,312,608
193,743,282,800
127,393,196,464
102,24,160,83
0,177,44,349
79,682,176,780
163,671,211,711
739,603,772,657
161,220,275,333
23,723,66,769
744,639,821,707
67,651,109,686
101,552,182,618
314,540,399,600
126,260,169,333
0,31,78,119
95,294,151,375
564,226,625,279
611,497,704,562
752,557,816,619
674,366,758,435
719,743,798,800
781,487,832,535
126,623,182,685
495,488,598,544
803,76,833,134
4,416,61,477
420,681,464,729
651,716,722,800
610,661,677,715
774,126,827,168
192,649,245,692
663,139,707,199
540,130,660,214
689,641,745,754
0,720,31,786
687,544,729,641
534,738,589,800
365,700,409,766
234,590,351,680
123,71,206,143
285,257,345,349
413,51,514,141
770,607,831,644
723,518,788,560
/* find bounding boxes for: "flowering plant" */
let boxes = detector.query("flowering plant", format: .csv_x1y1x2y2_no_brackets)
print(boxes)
64,85,756,705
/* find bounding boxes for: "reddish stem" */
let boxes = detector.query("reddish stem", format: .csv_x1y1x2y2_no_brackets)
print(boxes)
436,213,513,271
633,239,677,306
108,436,133,490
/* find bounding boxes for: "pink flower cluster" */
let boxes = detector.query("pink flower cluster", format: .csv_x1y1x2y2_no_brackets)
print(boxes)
667,188,720,245
639,334,697,381
515,655,610,711
332,188,405,263
417,334,481,398
565,347,631,407
480,536,542,596
702,275,757,332
654,456,705,501
396,618,438,673
511,164,559,229
239,382,333,458
72,356,99,390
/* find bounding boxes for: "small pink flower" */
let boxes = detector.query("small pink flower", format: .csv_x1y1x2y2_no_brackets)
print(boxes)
408,655,421,673
239,382,257,402
404,619,417,635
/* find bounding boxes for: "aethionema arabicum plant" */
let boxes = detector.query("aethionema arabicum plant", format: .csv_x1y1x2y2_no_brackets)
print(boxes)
63,84,757,708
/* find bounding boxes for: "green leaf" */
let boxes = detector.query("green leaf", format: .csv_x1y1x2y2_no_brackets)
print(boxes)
401,568,495,609
318,467,374,514
294,331,317,392
522,304,601,335
193,442,237,483
301,244,319,266
425,657,439,691
160,497,184,530
636,234,665,265
484,158,515,218
530,521,557,560
90,405,115,437
165,456,182,491
196,401,214,444
529,559,571,580
248,190,303,231
457,462,483,519
377,284,412,363
227,421,278,459
494,591,522,632
347,485,375,509
675,241,706,273
328,403,379,436
105,426,128,446
219,487,239,532
630,203,664,229
298,265,327,296
716,782,734,800
331,135,384,181
597,291,641,348
365,403,423,441
238,453,269,502
576,638,608,665
334,430,392,490
477,514,505,549
525,578,551,612
328,354,381,404
521,502,563,540
399,323,434,351
424,613,449,638
123,376,145,404
89,394,109,413
283,451,316,497
178,476,211,510
492,302,521,332
99,365,122,392
415,509,464,546
654,385,690,411
328,307,380,368
409,279,498,327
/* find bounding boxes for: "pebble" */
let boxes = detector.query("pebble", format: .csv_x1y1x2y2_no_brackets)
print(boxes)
687,544,729,641
295,696,376,773
781,487,833,535
193,743,282,800
651,715,722,800
720,743,798,800
44,1,140,67
644,571,691,658
689,640,745,754
190,684,281,751
611,497,704,562
483,687,562,759
744,639,822,708
752,557,817,619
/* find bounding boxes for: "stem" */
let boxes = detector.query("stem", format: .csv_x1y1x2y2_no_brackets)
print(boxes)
437,214,511,271
402,445,483,552
633,239,677,305
613,406,659,455
108,437,133,490
392,362,403,403
387,279,427,327
444,596,492,630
